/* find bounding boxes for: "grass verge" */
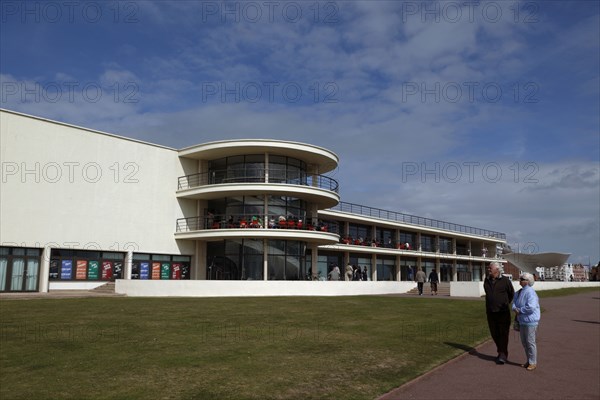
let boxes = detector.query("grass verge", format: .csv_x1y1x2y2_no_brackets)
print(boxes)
1,296,491,400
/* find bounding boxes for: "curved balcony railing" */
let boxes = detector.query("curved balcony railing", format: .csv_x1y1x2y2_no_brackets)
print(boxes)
176,214,339,234
330,202,506,240
177,167,339,193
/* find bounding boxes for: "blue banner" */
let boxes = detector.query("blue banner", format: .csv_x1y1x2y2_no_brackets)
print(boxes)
140,262,150,280
61,260,73,280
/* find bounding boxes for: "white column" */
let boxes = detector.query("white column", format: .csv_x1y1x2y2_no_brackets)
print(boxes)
263,239,269,280
124,250,133,279
39,246,51,293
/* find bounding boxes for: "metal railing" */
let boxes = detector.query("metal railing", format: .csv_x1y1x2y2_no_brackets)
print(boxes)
329,201,506,239
176,214,340,234
177,167,339,192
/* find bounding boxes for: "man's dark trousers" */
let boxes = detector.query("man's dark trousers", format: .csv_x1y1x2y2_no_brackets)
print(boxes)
487,309,511,356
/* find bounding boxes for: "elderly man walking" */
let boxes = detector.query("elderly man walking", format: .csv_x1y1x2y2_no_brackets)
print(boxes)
484,262,515,364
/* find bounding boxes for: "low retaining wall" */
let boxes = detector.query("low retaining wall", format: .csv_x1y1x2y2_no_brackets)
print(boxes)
115,280,417,297
49,282,106,291
450,281,600,297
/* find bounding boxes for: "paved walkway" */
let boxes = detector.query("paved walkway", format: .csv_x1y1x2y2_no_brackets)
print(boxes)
378,291,600,400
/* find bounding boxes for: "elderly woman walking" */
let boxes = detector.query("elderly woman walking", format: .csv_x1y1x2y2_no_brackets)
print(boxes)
512,272,541,371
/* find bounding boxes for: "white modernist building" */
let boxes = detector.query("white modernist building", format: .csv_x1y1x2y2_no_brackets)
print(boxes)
1,109,508,296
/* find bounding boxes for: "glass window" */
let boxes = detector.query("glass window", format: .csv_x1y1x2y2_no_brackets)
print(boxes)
421,235,435,252
0,257,7,291
422,259,435,278
151,255,171,262
440,263,453,282
376,228,394,247
11,258,25,290
401,258,417,281
317,252,343,281
103,252,124,260
439,237,453,254
348,223,371,243
376,257,396,281
457,263,471,281
399,231,416,249
349,254,372,281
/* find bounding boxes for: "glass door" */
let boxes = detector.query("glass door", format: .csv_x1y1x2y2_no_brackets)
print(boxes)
25,259,39,291
10,258,25,291
0,257,7,291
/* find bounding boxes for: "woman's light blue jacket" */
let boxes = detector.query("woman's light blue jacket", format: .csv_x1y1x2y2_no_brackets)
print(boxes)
512,285,540,326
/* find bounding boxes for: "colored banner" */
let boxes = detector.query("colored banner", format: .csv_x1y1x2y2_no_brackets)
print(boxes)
60,260,72,280
140,262,150,280
160,263,170,280
88,261,99,280
75,260,87,280
131,262,140,280
181,264,190,280
114,262,123,279
49,260,59,280
171,263,181,280
151,262,161,280
101,261,113,281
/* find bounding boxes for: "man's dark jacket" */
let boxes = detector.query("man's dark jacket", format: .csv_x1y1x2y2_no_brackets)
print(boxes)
484,276,515,313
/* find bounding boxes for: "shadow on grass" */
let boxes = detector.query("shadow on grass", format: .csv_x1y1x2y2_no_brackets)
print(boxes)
444,342,521,366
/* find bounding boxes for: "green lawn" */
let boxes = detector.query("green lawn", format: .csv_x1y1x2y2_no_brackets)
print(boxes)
1,287,596,400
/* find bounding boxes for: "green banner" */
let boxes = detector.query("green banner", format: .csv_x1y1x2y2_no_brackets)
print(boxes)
160,263,170,280
88,261,99,280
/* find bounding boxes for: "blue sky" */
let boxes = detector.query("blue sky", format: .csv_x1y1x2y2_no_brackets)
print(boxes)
1,0,599,265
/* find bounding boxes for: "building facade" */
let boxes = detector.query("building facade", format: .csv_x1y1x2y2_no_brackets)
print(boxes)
0,109,506,293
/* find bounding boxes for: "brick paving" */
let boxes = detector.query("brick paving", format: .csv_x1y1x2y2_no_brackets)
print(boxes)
378,290,600,400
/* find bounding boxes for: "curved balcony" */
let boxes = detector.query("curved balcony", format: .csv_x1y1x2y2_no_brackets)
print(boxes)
176,168,340,208
174,215,340,245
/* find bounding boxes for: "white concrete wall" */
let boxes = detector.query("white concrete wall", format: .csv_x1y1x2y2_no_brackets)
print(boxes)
116,280,417,297
0,110,194,255
450,281,600,297
49,281,106,290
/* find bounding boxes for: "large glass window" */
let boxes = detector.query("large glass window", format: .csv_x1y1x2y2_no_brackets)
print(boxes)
400,257,417,281
267,195,307,223
268,155,307,184
348,223,372,244
131,254,191,280
267,240,305,280
421,235,435,252
376,256,396,281
349,254,372,281
317,251,343,281
376,228,395,248
50,249,125,281
421,259,435,279
208,240,254,280
207,196,308,228
399,231,416,249
0,247,42,292
440,263,453,282
472,263,483,281
439,237,453,254
207,154,308,185
457,263,471,281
